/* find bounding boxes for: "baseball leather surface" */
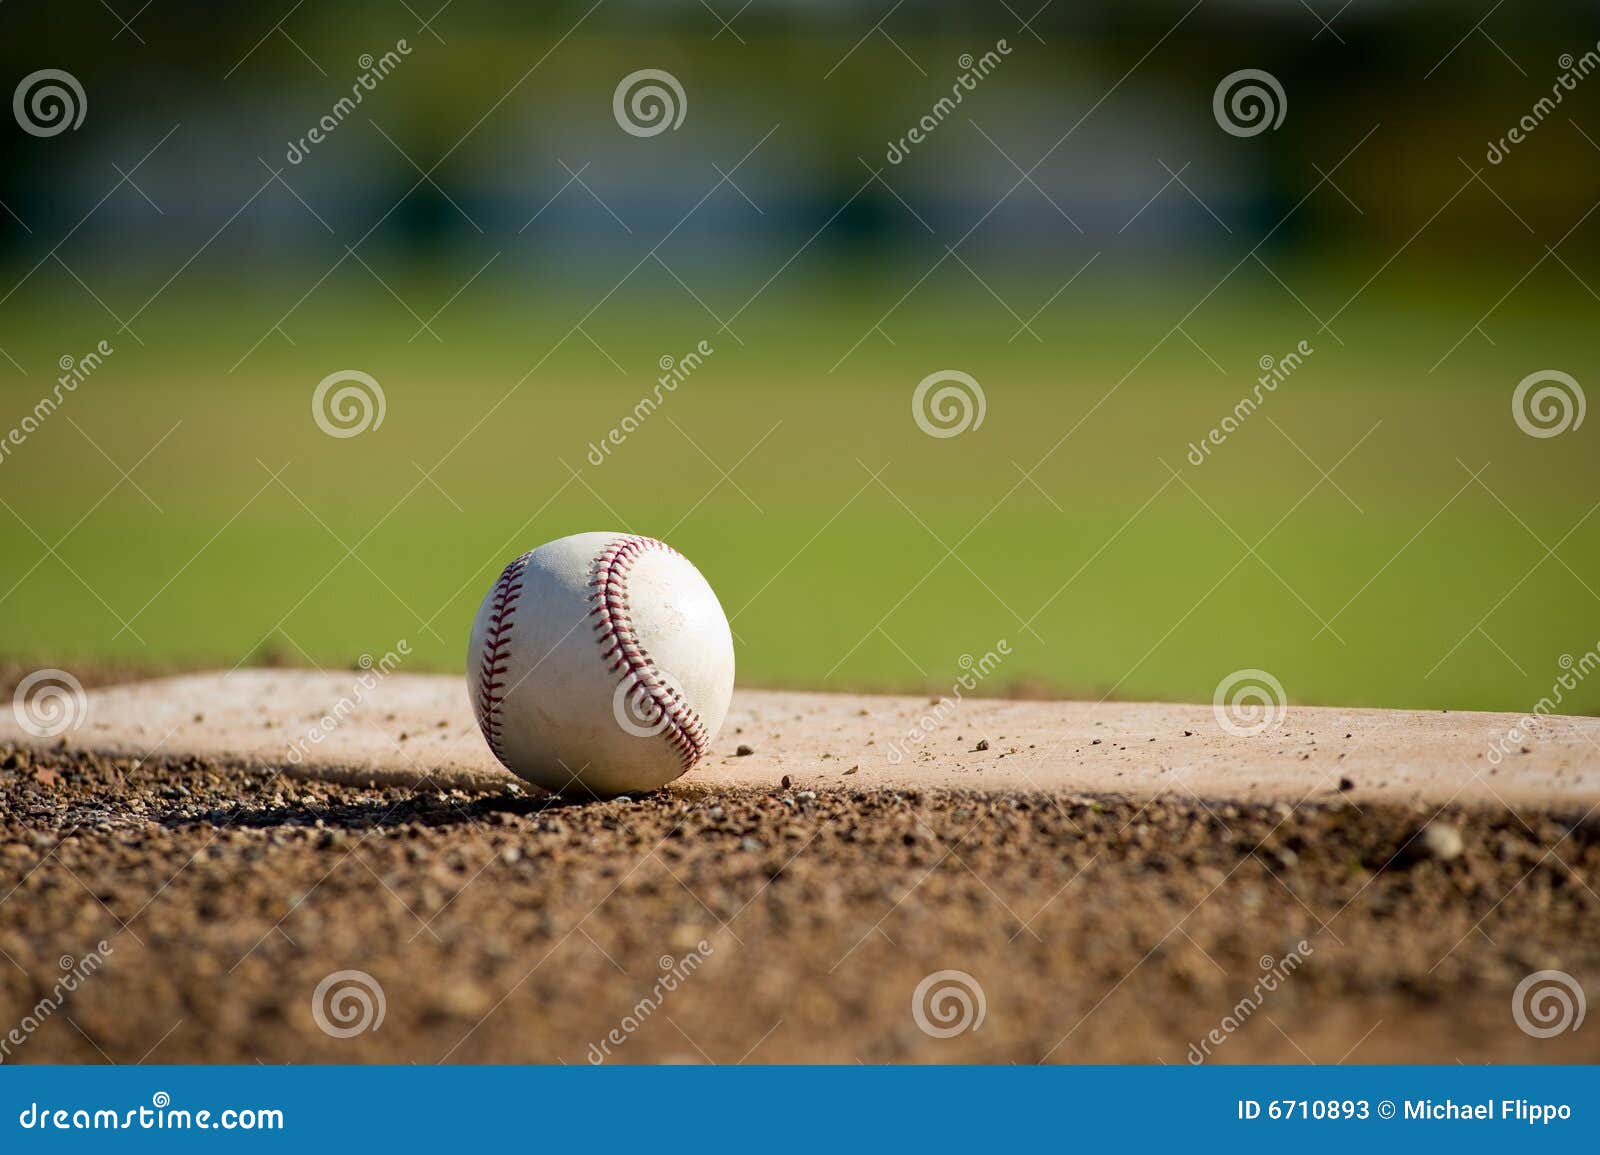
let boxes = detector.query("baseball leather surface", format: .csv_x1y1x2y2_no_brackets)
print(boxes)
467,531,736,796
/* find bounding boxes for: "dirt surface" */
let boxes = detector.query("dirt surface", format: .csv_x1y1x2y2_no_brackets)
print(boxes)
2,745,1597,1065
5,671,1598,806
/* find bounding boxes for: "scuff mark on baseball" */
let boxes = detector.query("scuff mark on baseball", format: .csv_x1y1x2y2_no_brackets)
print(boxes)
467,532,736,797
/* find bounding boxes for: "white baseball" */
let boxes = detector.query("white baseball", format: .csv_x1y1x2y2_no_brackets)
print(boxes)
467,532,735,797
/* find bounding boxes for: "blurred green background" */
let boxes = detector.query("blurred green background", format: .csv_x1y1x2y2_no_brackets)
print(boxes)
1,2,1598,713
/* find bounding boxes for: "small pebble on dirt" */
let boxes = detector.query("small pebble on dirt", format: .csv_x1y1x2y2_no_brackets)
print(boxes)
975,739,990,751
736,744,754,756
1412,821,1464,862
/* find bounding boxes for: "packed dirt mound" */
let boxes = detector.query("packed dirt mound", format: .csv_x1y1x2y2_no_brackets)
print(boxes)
1,670,1596,805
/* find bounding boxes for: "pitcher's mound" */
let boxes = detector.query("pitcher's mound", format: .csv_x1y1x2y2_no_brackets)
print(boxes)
4,670,1596,805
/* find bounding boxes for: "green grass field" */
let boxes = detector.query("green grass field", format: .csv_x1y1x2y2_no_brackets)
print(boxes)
2,254,1597,715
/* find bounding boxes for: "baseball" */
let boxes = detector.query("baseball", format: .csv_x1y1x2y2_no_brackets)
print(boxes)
467,532,736,797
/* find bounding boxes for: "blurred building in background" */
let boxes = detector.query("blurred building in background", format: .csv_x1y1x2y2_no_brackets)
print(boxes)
3,0,1598,281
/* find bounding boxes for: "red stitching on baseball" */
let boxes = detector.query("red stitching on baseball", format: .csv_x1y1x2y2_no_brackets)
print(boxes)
475,551,530,767
589,535,711,770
